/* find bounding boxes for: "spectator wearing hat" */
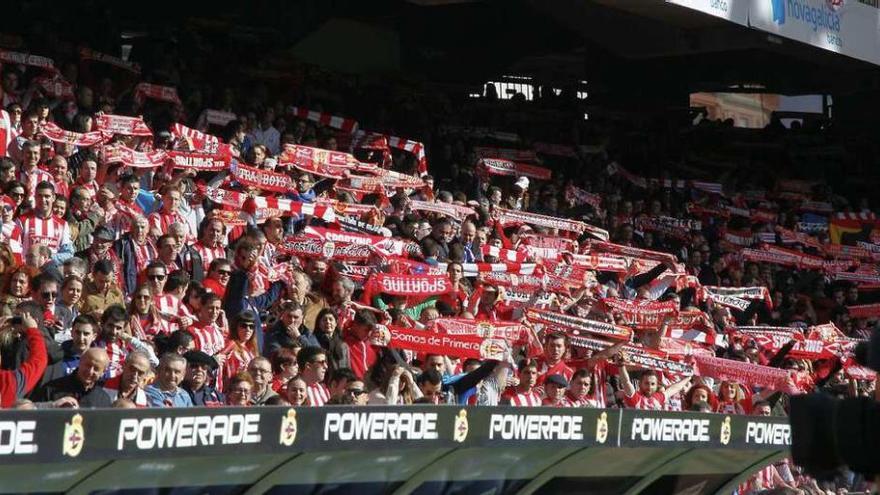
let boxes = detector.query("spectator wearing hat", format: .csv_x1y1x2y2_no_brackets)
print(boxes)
145,353,193,407
541,374,568,406
183,350,224,406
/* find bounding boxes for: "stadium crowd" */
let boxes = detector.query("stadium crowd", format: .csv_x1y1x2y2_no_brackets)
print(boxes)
0,22,875,495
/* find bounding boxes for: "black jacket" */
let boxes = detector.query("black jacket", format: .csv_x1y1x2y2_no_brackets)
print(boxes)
31,373,113,408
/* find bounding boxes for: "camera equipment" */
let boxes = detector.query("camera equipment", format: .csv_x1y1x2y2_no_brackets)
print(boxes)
790,329,880,476
9,316,22,326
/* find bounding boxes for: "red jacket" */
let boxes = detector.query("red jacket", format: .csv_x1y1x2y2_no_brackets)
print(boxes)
0,327,48,408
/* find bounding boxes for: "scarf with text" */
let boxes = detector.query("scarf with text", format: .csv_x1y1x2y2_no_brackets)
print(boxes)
597,298,679,329
170,123,221,152
279,236,373,261
701,286,772,307
168,150,231,172
847,303,880,319
692,354,791,391
377,324,510,361
495,207,605,238
40,122,106,147
363,273,452,298
79,47,140,73
231,161,296,193
586,240,677,266
0,49,55,71
102,145,166,168
473,146,538,162
527,309,632,341
569,335,694,375
477,158,552,181
408,200,476,221
302,226,419,257
438,262,539,277
95,114,153,137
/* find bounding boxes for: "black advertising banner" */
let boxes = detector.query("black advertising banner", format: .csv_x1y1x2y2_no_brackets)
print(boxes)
0,407,789,465
619,410,791,449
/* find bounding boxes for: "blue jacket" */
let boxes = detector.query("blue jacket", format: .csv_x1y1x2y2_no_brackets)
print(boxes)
223,270,285,352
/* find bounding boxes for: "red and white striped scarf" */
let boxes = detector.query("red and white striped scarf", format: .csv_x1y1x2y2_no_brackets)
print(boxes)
40,121,106,147
495,207,603,237
288,106,358,133
95,114,153,137
306,382,330,407
0,221,23,263
0,49,55,70
478,158,551,181
103,144,166,168
133,83,182,108
481,244,527,263
79,47,140,73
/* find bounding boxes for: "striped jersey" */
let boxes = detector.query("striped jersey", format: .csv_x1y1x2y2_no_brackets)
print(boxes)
17,212,71,254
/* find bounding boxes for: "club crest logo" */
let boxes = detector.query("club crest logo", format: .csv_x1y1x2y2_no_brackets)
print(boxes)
596,411,609,444
453,409,469,443
63,414,85,457
720,416,732,446
279,409,298,446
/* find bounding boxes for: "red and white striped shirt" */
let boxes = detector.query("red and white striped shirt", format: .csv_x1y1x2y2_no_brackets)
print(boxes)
110,200,144,236
624,391,666,410
97,338,131,379
505,389,542,407
306,381,330,407
0,221,23,264
559,392,600,408
189,323,227,356
149,210,192,239
222,343,256,385
17,212,72,255
154,294,181,332
193,242,226,271
17,167,53,201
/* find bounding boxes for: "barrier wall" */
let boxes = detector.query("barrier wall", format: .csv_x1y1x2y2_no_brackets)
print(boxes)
0,406,790,494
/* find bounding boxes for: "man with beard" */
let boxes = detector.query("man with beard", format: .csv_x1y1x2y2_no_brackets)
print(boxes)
67,186,103,252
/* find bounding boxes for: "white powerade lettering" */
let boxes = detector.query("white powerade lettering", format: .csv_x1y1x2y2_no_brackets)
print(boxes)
746,422,791,446
0,421,37,455
323,412,438,441
489,414,583,441
631,417,710,442
117,414,261,450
